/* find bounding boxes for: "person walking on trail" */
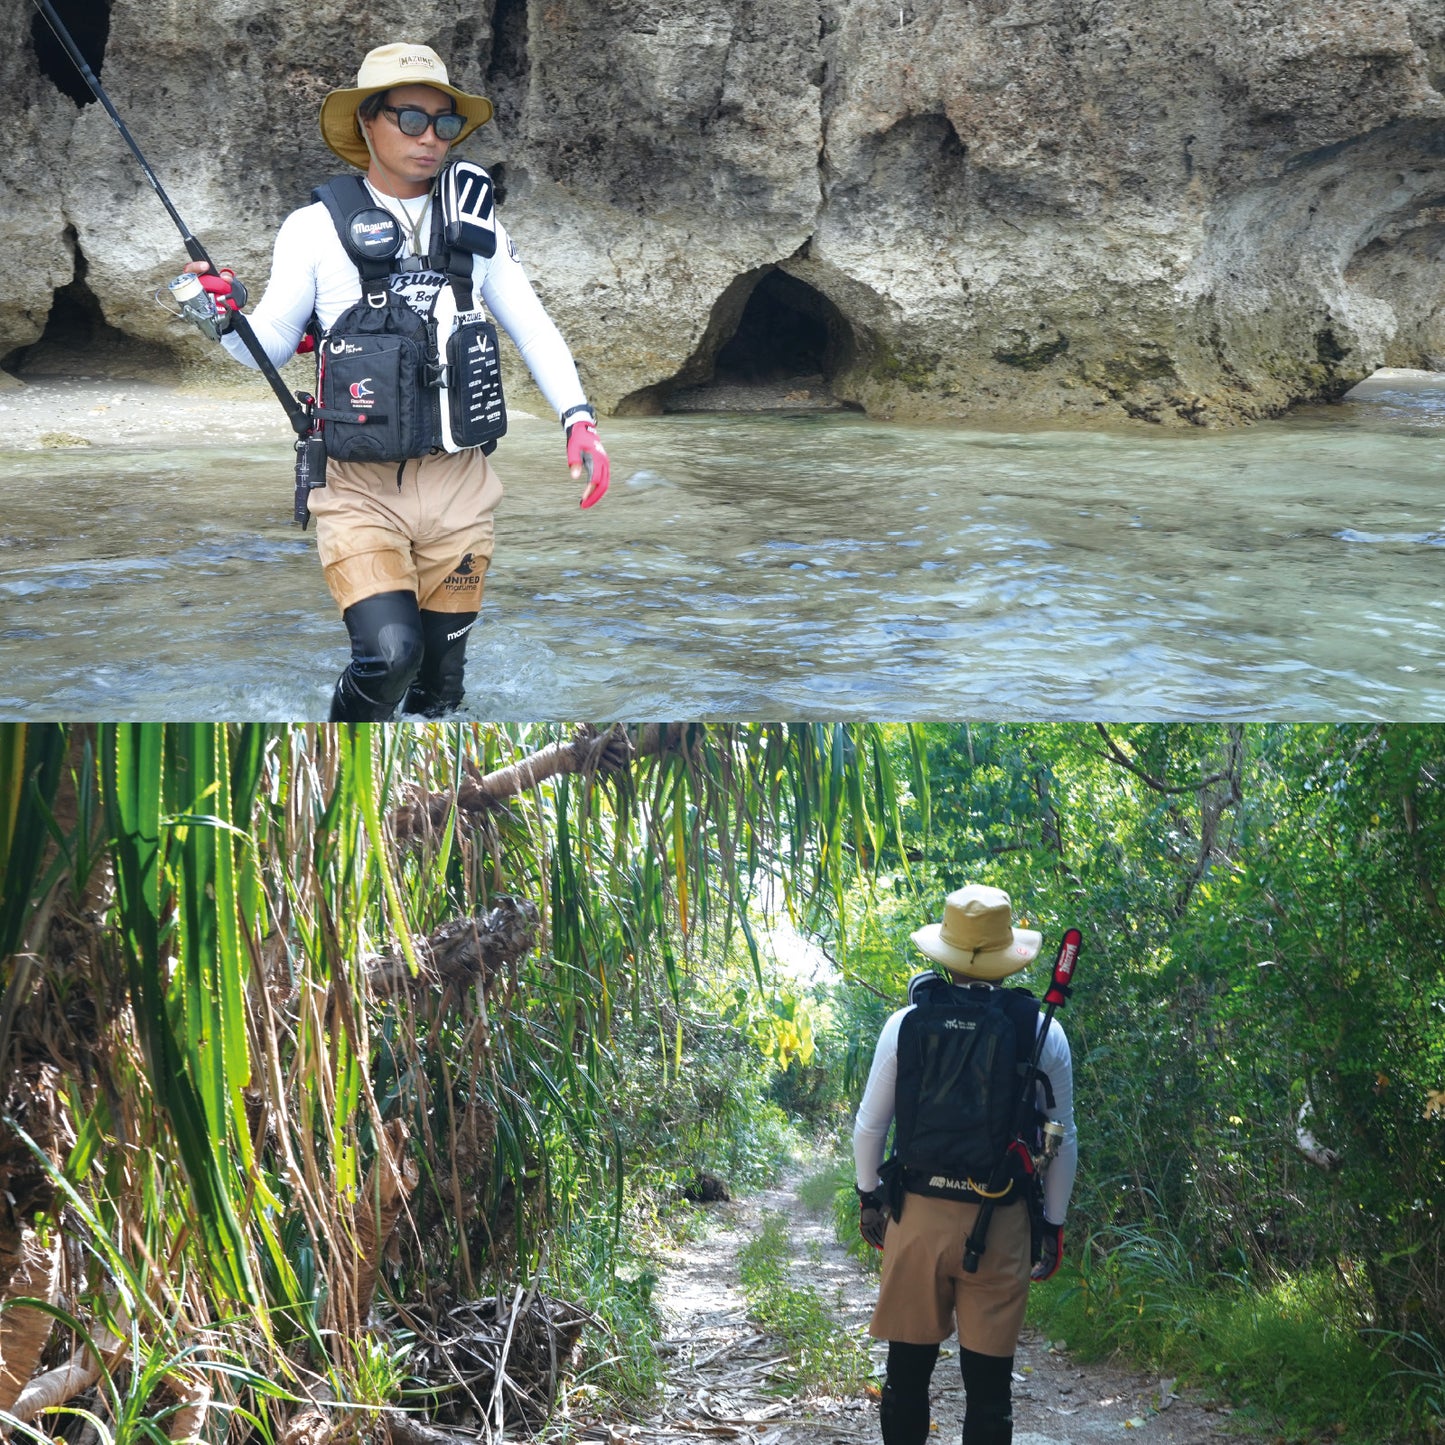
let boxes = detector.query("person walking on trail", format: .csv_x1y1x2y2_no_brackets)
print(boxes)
852,884,1077,1445
184,42,609,721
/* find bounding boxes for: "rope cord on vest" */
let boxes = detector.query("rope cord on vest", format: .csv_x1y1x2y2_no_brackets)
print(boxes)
964,1176,1014,1199
370,184,431,257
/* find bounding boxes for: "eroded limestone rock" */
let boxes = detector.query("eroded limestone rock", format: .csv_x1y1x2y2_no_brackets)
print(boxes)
4,0,1443,426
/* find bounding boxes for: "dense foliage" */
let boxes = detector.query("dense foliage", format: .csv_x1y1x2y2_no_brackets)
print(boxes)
0,722,910,1443
1,722,1440,1442
801,724,1444,1431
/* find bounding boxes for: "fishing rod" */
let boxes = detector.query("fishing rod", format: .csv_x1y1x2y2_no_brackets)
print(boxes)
30,0,311,443
962,925,1081,1273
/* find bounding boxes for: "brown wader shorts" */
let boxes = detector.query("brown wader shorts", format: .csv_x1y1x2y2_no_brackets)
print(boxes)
869,1192,1031,1355
309,448,505,615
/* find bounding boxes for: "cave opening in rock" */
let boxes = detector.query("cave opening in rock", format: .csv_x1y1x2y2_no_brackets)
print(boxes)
711,269,849,386
616,267,861,413
31,0,111,106
3,234,164,378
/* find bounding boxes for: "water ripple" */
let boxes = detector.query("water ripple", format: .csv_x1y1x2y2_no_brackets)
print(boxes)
3,401,1445,717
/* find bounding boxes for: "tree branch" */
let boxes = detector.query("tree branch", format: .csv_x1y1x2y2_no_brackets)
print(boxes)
1092,724,1233,795
393,725,639,841
1401,786,1444,923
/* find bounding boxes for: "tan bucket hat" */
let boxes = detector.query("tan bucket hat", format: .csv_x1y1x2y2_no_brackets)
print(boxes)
319,43,494,169
910,884,1042,981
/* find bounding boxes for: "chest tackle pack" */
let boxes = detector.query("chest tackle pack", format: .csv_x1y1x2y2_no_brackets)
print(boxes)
886,977,1051,1204
311,160,507,463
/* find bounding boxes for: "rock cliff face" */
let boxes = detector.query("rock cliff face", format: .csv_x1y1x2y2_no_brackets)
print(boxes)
4,0,1444,425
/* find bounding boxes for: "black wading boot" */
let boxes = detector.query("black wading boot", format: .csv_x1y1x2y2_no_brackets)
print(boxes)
959,1348,1014,1445
960,1405,1012,1445
401,609,476,718
881,1340,939,1445
329,590,425,722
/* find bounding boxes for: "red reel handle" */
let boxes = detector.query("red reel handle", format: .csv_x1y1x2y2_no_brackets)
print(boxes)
1044,927,1081,1007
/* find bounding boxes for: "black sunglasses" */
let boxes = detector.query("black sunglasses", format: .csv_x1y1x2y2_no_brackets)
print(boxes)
380,104,464,142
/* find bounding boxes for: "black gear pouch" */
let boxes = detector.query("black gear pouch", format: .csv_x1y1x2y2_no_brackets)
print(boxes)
1026,1172,1046,1265
446,314,507,449
318,296,433,462
878,1154,906,1222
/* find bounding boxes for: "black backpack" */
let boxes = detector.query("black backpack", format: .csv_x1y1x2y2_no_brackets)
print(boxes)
888,977,1042,1202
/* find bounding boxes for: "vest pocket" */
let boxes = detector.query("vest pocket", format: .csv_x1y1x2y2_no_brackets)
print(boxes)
445,317,508,450
319,333,426,462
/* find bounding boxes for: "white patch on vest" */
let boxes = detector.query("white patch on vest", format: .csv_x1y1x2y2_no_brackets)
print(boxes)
942,1019,977,1030
390,269,447,321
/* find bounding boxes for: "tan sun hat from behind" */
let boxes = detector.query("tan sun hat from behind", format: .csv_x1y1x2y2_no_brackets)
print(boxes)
910,884,1042,981
319,43,494,169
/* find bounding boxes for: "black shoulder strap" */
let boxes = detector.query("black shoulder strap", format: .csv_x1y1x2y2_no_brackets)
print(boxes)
312,175,396,286
908,973,949,1010
424,195,474,310
1000,985,1039,1037
1001,987,1054,1108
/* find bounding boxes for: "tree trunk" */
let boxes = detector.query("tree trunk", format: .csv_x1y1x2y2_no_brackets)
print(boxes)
381,1407,475,1445
279,1409,335,1445
393,724,641,838
331,1119,418,1334
0,1225,61,1412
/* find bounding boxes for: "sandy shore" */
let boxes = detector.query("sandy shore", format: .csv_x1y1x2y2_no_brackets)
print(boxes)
1340,366,1445,396
0,366,1439,452
0,370,848,451
0,373,289,451
0,370,555,451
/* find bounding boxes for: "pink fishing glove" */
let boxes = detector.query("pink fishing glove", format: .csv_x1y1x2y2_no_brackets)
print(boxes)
197,268,247,326
564,408,610,509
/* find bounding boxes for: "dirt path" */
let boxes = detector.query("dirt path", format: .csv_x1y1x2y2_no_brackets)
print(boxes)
577,1174,1240,1445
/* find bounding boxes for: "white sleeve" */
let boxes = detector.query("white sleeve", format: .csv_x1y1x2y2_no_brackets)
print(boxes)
852,1007,909,1192
220,206,324,372
1036,1016,1077,1225
480,219,590,420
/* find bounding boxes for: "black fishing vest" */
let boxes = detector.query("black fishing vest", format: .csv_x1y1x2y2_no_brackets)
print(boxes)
310,162,507,463
888,978,1044,1204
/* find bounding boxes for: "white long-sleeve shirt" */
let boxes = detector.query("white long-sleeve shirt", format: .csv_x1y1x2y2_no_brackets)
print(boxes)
221,186,589,419
853,994,1078,1225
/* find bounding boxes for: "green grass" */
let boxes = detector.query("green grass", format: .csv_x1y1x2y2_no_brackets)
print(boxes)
736,1211,872,1393
547,1206,668,1413
1028,1223,1438,1444
796,1161,846,1214
798,1159,882,1278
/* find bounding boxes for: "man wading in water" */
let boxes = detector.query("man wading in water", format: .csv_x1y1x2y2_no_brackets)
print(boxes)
185,42,609,721
853,885,1078,1445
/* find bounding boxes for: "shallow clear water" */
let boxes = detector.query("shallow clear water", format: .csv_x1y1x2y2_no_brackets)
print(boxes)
3,384,1443,719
